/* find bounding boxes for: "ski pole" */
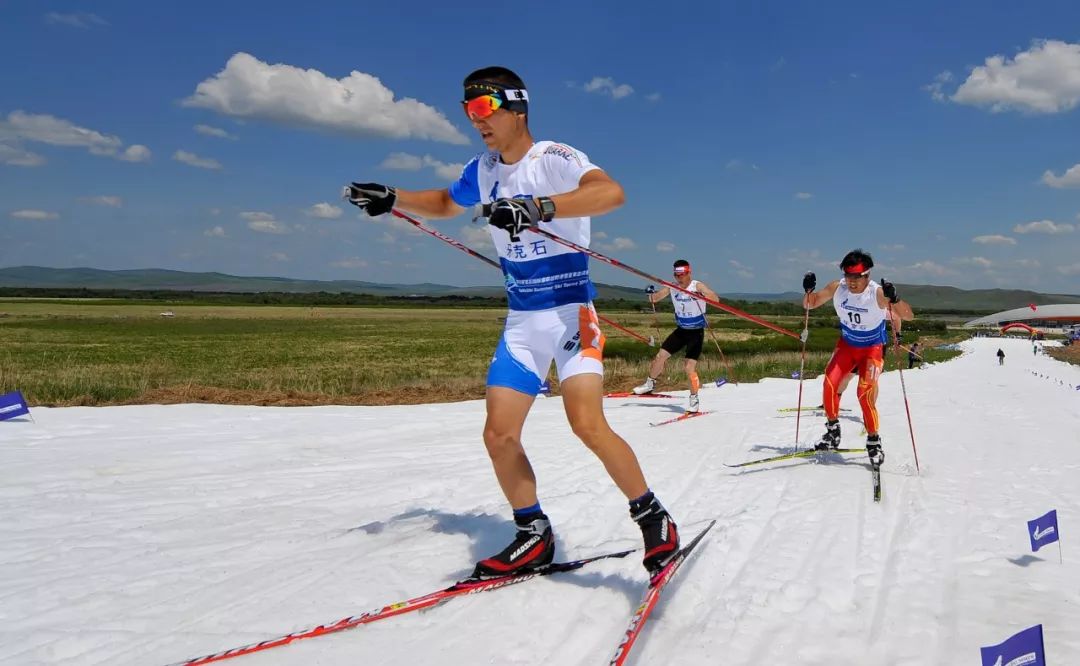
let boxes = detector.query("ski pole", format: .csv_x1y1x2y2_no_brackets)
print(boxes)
794,292,812,448
388,210,654,345
473,208,800,340
693,297,737,385
887,302,920,474
646,290,664,344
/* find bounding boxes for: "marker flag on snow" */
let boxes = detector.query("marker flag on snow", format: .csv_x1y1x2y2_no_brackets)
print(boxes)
1027,510,1059,552
979,624,1045,666
790,371,800,379
715,378,727,388
0,391,30,422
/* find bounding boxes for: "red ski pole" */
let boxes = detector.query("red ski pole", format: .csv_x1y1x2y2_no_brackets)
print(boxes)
388,210,653,345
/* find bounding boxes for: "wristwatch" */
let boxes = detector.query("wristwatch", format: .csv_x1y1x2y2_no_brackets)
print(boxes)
537,196,556,222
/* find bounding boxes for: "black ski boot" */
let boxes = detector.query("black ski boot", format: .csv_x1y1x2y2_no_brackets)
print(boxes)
630,492,680,575
471,514,555,579
866,434,885,467
814,419,841,451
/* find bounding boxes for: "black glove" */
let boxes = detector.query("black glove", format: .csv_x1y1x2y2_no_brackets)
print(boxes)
895,330,903,343
344,182,397,217
488,198,541,241
881,279,898,303
645,285,657,294
802,272,816,293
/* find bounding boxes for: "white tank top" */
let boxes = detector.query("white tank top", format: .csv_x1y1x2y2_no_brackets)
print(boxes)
670,280,706,329
832,280,888,346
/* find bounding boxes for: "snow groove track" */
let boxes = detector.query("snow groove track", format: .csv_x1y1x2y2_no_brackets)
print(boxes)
3,338,1080,664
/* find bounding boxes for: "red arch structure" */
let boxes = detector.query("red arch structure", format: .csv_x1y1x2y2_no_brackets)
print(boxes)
1001,322,1039,335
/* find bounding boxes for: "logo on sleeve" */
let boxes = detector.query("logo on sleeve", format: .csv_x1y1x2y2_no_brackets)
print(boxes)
543,143,583,167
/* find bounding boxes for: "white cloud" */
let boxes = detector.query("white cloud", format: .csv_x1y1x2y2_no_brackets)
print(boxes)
879,243,906,251
332,257,369,269
305,203,343,219
592,231,608,240
656,241,675,252
726,158,760,172
611,237,636,250
240,211,289,234
972,234,1016,245
1057,263,1080,276
118,145,152,162
204,226,226,238
0,143,45,167
194,124,237,140
950,40,1080,114
81,195,123,207
924,70,954,102
583,76,635,100
268,252,290,262
173,150,222,170
380,152,464,181
44,12,108,28
729,259,754,279
954,256,994,269
1012,258,1042,269
1013,219,1075,234
1041,163,1080,188
0,111,148,162
461,224,494,249
377,231,396,244
183,52,469,144
645,92,662,102
10,209,59,220
911,260,951,277
795,192,813,200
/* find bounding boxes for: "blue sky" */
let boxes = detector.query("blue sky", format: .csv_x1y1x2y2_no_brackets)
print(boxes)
2,1,1080,294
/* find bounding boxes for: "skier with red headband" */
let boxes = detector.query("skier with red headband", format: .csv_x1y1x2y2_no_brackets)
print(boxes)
801,249,913,466
632,259,719,413
343,66,679,579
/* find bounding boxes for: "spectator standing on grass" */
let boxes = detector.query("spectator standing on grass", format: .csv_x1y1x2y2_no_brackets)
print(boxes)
344,66,679,579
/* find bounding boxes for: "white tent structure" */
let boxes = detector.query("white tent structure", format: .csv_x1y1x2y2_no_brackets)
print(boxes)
964,304,1080,331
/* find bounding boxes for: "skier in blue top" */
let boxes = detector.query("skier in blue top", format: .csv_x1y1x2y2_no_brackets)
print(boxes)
344,66,679,578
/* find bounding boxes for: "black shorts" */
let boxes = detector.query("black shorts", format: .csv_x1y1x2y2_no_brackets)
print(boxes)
661,327,705,360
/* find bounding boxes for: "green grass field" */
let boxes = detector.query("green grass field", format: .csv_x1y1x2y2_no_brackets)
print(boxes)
0,300,965,406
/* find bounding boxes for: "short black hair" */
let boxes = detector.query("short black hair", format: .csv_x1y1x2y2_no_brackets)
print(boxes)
463,66,526,90
673,259,690,269
840,249,874,271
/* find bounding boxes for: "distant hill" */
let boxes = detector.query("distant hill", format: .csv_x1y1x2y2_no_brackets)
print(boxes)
1,266,1077,312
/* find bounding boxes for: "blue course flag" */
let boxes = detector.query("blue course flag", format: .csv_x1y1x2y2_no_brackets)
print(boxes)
1027,510,1060,552
715,378,727,388
980,624,1046,666
0,391,30,422
791,371,800,379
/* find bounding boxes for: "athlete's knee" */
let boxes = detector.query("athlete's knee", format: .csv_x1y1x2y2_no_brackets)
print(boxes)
482,427,523,457
568,416,612,449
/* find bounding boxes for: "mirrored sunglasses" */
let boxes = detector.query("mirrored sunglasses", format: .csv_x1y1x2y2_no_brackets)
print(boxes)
462,94,503,121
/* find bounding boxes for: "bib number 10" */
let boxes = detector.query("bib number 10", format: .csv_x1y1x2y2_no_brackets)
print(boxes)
847,312,862,325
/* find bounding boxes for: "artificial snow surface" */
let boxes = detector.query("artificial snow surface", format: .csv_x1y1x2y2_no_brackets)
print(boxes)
3,336,1079,665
